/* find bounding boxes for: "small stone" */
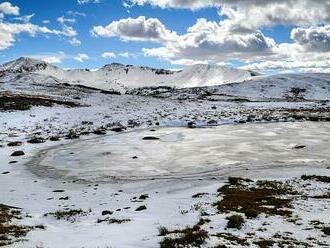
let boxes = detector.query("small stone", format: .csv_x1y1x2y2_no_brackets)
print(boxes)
10,151,25,156
293,145,306,149
93,129,107,135
27,137,46,144
139,194,149,200
7,141,23,147
49,136,60,141
142,136,160,140
135,205,147,211
102,210,113,216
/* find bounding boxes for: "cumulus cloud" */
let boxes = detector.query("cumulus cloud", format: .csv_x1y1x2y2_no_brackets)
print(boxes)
291,25,330,52
0,22,54,50
0,20,79,50
40,56,63,64
91,16,177,43
69,37,81,46
93,1,330,72
143,18,275,62
74,53,89,62
0,2,19,16
101,52,117,58
124,0,220,10
125,1,330,32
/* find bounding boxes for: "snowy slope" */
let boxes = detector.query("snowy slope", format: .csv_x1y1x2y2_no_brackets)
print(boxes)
130,73,330,102
212,73,330,101
0,57,256,92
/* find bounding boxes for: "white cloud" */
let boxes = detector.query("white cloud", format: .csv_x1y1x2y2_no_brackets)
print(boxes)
69,37,81,46
118,52,133,58
53,25,77,37
91,16,177,43
101,52,117,58
40,56,63,64
77,0,100,4
291,25,330,52
0,22,54,50
124,0,220,10
74,53,89,62
57,16,76,25
0,18,79,51
0,2,19,16
67,11,86,17
115,2,330,72
142,18,275,63
13,14,35,23
125,1,330,32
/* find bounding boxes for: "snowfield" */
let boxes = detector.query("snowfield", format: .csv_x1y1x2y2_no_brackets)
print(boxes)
0,58,330,248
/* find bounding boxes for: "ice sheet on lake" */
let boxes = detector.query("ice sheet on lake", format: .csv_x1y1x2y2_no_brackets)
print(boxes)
26,122,330,182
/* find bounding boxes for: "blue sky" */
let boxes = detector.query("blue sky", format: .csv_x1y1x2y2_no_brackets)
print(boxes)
0,0,329,72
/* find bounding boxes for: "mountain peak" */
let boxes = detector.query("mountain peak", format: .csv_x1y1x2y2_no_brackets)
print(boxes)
1,57,54,73
101,63,126,71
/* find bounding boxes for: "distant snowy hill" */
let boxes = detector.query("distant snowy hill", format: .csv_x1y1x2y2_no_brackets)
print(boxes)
130,73,330,102
0,57,257,92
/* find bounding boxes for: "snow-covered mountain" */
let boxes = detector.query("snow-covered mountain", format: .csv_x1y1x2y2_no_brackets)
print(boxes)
0,57,257,92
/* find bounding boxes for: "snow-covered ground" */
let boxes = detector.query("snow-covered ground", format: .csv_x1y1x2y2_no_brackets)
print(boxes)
1,59,330,247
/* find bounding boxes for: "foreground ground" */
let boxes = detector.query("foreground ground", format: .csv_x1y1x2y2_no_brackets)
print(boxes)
0,78,330,247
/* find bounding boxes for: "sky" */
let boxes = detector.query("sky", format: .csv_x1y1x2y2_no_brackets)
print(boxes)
0,0,330,73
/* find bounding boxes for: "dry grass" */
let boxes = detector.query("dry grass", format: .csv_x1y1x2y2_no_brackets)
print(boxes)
44,209,90,222
215,179,294,218
0,204,32,247
301,175,330,183
159,223,209,248
0,92,80,112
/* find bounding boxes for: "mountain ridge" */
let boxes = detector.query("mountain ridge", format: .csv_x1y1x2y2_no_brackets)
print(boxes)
0,57,258,93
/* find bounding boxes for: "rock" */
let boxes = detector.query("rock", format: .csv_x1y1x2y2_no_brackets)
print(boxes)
27,137,46,144
142,136,160,140
82,121,94,125
293,145,306,149
49,136,60,141
139,194,149,200
111,127,125,132
93,129,107,135
66,130,80,139
187,121,196,128
102,210,113,216
207,120,217,126
10,151,25,156
135,205,147,211
7,141,23,147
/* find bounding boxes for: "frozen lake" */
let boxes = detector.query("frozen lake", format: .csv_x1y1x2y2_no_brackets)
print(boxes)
27,122,330,182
